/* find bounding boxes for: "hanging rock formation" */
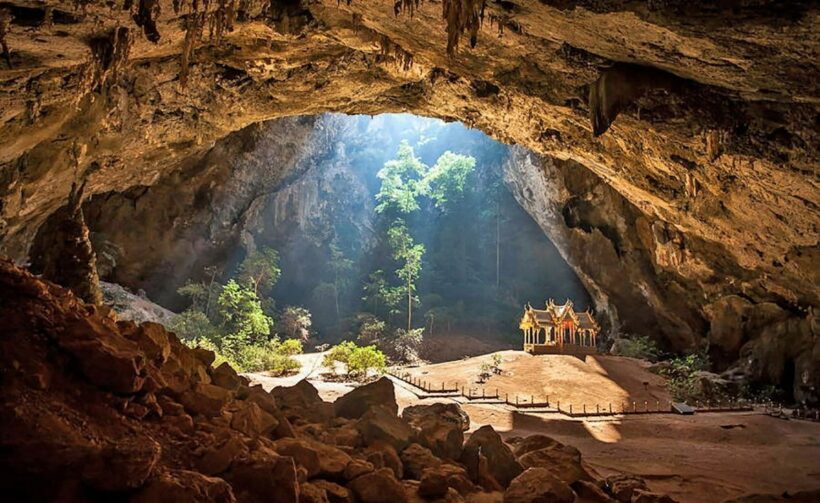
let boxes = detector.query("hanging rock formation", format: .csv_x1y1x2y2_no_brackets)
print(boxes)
0,2,817,396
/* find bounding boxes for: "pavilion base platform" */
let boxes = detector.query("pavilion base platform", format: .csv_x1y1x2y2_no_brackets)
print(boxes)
524,343,598,357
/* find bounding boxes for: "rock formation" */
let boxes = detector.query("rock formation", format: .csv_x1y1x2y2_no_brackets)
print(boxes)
1,258,712,502
0,1,817,397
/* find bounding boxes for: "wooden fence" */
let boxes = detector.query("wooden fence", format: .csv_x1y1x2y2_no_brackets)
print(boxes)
387,368,756,417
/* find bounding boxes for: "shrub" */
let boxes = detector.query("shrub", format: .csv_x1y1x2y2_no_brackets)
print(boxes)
323,341,386,380
183,336,301,375
170,309,220,343
657,352,711,402
389,327,424,364
614,335,660,361
347,345,387,379
323,341,358,372
278,338,303,356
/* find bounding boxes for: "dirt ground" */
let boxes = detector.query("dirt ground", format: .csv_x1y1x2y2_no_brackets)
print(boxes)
402,350,672,410
247,351,820,503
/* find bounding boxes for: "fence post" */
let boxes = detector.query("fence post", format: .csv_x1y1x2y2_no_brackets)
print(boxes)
632,402,636,413
609,403,612,414
596,404,599,414
644,401,648,412
516,395,519,405
505,393,509,404
656,400,659,412
530,394,533,404
570,404,573,415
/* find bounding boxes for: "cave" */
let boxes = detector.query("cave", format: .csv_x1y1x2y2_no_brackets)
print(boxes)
0,1,818,502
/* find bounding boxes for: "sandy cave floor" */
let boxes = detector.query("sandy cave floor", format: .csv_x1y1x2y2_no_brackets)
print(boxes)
246,351,820,503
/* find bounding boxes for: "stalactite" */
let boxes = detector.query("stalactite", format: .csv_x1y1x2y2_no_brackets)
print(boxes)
394,0,423,17
442,0,485,56
180,12,205,88
379,35,414,71
133,0,161,42
87,26,134,91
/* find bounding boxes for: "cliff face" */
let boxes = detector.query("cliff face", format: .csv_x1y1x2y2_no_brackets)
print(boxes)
0,2,817,396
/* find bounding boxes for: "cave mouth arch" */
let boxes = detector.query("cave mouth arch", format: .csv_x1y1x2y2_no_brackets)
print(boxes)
30,113,594,353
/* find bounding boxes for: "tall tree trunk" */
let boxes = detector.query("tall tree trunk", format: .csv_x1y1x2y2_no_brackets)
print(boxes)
407,278,412,331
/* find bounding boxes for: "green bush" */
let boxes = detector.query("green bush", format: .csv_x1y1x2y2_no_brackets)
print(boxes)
323,341,357,370
323,341,385,380
279,338,303,356
658,352,711,401
348,345,387,378
614,335,660,361
183,336,301,375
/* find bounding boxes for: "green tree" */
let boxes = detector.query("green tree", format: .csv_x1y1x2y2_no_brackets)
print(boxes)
375,140,427,214
424,151,476,209
217,279,274,346
238,247,281,296
388,221,425,331
329,240,354,318
170,309,220,343
279,306,312,341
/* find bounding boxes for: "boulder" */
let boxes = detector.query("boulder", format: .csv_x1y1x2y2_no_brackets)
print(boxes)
425,464,477,496
419,470,450,499
509,435,562,458
604,475,649,503
60,317,146,394
349,468,408,503
196,436,248,476
131,469,236,503
273,379,333,423
572,480,616,502
365,443,404,479
405,480,466,503
124,321,171,364
356,406,415,451
401,443,442,480
245,385,278,414
230,402,278,437
461,425,522,488
517,443,590,485
334,377,398,419
273,437,352,478
180,382,233,417
403,402,470,431
631,490,678,503
301,482,331,503
227,450,299,503
344,459,375,480
82,438,162,492
503,467,574,503
313,479,354,503
211,362,243,391
402,403,467,460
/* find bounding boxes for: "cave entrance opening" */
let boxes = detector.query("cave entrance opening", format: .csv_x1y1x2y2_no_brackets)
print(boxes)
36,113,592,362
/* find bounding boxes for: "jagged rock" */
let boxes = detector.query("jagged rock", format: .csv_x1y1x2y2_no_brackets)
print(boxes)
180,383,233,417
461,425,522,488
357,405,415,451
348,467,408,503
403,402,470,431
230,402,278,437
273,437,353,479
83,438,162,492
60,316,146,394
196,435,248,476
131,469,236,503
212,362,243,391
273,379,333,423
503,467,574,503
426,464,477,496
509,435,561,457
517,443,590,485
402,403,467,460
401,443,442,480
334,377,398,419
572,480,616,502
301,482,331,503
365,443,404,479
631,490,678,503
605,475,649,503
344,459,375,480
313,479,354,503
419,470,450,499
405,479,465,503
123,321,172,364
227,450,299,503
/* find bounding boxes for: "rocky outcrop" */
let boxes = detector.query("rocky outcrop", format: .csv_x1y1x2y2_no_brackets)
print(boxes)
0,259,690,501
0,1,816,397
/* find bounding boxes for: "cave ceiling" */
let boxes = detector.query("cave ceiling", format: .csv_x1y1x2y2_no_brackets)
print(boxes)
0,0,818,324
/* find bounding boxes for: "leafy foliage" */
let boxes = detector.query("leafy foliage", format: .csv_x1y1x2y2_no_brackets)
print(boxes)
217,279,273,345
388,327,424,364
279,306,312,340
323,341,386,380
424,151,476,208
238,247,281,295
614,335,660,361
